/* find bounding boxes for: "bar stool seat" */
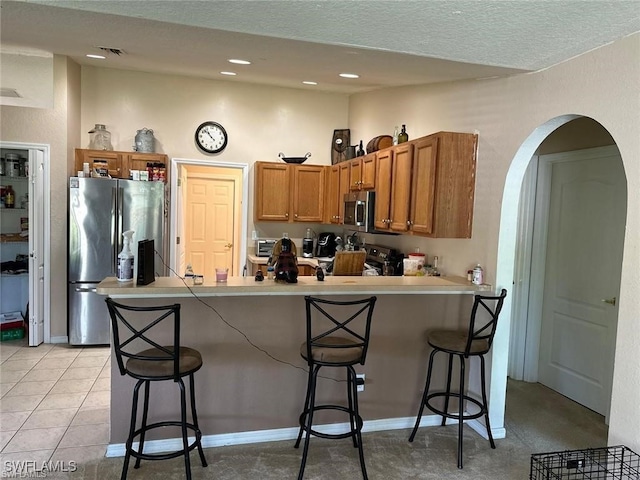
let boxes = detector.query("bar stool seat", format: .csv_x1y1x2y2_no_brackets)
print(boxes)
294,296,377,480
106,298,208,480
408,289,507,469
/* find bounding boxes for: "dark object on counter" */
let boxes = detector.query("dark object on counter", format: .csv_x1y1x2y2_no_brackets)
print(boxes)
274,236,298,283
316,232,336,257
366,135,393,154
278,152,311,164
408,289,508,469
357,140,365,157
137,239,155,286
315,267,324,281
255,270,264,281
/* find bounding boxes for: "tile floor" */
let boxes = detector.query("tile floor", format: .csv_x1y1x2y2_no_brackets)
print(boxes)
0,338,111,469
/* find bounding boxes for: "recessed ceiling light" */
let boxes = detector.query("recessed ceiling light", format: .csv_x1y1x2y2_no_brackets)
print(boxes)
339,73,359,79
302,81,318,86
220,71,237,76
228,59,251,65
86,54,106,59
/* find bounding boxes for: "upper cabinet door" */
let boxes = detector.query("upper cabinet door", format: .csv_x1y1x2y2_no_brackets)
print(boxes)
374,149,393,231
291,165,325,222
389,143,414,232
409,136,438,235
326,165,341,224
360,153,377,190
255,163,290,221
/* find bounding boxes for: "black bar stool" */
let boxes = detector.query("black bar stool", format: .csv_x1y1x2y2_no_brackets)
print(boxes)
294,295,377,480
106,298,208,480
408,289,507,468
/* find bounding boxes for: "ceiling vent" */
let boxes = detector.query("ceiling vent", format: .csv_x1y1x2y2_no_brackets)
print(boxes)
0,88,22,98
96,46,126,56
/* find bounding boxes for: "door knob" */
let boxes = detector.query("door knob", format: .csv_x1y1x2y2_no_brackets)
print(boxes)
225,243,233,248
601,297,616,306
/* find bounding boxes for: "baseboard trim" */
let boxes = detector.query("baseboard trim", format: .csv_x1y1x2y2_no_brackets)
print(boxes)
106,413,453,458
49,336,68,344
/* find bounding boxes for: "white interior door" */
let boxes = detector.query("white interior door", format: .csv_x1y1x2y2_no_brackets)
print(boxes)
184,166,241,279
538,149,626,416
29,149,45,346
176,164,187,277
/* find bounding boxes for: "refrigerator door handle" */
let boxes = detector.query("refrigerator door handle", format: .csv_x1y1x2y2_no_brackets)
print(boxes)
74,287,97,293
112,186,119,272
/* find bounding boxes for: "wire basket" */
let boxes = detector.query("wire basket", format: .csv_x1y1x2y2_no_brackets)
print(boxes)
530,446,640,479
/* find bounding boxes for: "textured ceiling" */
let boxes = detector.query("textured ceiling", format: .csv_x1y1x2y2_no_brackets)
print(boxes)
1,0,640,94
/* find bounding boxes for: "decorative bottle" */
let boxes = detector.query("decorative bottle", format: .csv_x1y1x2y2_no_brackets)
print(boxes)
357,140,365,157
4,185,15,209
392,126,399,145
398,124,409,143
472,264,484,285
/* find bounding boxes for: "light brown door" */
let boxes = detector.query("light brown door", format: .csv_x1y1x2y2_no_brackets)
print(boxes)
185,166,241,278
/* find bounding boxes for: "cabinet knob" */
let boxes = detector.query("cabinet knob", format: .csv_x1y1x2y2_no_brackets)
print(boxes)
407,220,413,226
294,213,298,218
285,213,289,218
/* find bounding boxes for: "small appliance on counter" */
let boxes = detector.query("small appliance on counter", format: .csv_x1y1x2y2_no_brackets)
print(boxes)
316,232,337,258
302,228,315,258
255,239,277,257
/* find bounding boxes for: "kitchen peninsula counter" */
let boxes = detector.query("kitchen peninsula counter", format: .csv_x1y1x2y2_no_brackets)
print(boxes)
97,275,499,456
96,274,488,298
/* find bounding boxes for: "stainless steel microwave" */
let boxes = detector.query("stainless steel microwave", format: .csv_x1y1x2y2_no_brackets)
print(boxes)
343,191,375,232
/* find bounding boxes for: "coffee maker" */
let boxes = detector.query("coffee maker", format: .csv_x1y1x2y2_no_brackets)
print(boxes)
316,232,337,258
302,228,315,258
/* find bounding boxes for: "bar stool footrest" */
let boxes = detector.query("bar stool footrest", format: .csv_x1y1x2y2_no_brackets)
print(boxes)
128,421,203,462
425,392,487,421
299,404,363,440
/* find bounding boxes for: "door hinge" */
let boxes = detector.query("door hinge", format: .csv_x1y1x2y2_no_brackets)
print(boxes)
176,237,180,245
177,178,182,187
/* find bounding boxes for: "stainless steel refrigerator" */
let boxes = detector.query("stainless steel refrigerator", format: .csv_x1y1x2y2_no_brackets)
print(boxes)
68,177,166,345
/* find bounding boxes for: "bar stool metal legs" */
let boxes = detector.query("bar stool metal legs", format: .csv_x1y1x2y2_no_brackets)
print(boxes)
121,373,207,480
295,364,367,480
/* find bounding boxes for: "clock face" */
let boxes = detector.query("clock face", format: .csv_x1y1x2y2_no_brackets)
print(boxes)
195,121,228,154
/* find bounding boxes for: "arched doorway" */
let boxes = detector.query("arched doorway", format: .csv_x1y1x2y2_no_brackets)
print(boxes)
499,116,626,420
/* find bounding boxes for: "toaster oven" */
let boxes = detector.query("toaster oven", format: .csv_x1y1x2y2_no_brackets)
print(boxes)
256,239,276,257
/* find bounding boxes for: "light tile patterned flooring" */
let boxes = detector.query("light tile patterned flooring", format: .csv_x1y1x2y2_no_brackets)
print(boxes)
0,339,111,469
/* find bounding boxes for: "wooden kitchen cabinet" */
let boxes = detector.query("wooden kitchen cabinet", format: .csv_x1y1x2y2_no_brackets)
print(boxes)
349,153,376,191
254,163,290,221
292,164,325,222
408,132,477,238
74,149,169,183
326,165,341,224
374,144,414,232
374,149,393,231
247,258,314,276
373,132,476,237
254,162,325,223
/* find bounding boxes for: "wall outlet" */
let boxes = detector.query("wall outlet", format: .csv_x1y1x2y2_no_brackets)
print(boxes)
356,373,365,392
251,230,258,240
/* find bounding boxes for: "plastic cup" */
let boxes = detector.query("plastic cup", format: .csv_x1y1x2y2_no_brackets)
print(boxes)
215,268,228,283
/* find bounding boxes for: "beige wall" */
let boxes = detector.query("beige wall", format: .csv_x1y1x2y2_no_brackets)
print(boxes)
0,55,81,340
349,33,640,451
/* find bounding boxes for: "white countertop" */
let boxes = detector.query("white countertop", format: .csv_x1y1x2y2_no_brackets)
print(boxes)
96,275,491,298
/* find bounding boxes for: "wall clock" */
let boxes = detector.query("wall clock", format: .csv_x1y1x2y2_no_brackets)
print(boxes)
195,121,228,154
